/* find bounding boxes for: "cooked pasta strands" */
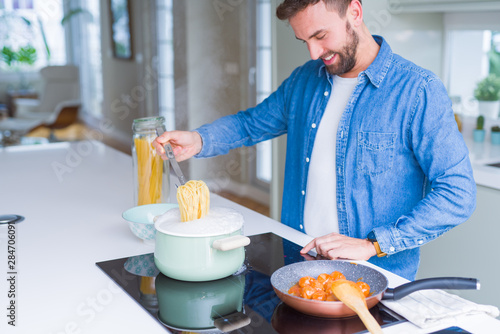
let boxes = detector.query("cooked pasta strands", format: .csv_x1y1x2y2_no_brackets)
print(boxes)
134,136,164,205
177,180,210,222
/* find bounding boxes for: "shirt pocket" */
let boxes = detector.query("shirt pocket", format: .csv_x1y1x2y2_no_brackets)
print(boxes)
357,131,396,176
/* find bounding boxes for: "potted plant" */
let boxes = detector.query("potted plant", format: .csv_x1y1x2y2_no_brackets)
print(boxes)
492,125,500,145
1,44,37,90
474,74,500,119
473,115,486,142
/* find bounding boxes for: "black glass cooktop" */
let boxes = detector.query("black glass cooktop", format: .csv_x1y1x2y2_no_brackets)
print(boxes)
96,232,406,333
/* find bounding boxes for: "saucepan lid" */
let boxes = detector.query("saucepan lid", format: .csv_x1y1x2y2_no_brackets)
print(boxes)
155,207,244,237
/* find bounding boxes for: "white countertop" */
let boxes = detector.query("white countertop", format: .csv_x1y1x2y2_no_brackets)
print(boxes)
1,141,499,333
464,137,500,190
460,115,500,190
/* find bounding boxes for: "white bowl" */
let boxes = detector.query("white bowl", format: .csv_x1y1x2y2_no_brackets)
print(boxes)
122,203,178,242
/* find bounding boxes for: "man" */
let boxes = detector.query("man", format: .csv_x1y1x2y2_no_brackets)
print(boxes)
154,0,476,280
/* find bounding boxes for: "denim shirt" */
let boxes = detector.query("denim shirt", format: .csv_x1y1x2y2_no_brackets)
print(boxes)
195,36,476,280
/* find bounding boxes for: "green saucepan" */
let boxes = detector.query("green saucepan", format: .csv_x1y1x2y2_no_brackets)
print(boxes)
154,207,251,282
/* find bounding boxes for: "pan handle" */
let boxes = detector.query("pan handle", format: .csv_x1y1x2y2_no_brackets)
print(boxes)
382,277,480,300
212,235,251,251
213,312,251,332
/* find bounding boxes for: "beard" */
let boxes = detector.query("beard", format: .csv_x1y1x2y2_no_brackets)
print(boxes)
324,21,359,76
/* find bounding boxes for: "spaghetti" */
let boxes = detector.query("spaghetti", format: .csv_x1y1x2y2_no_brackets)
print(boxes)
176,180,210,222
134,136,164,205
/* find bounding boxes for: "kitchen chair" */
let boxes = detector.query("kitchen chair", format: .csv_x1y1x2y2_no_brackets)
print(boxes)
14,65,80,122
0,100,81,144
29,100,81,142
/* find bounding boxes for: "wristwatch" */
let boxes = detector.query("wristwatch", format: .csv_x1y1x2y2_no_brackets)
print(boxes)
367,231,387,257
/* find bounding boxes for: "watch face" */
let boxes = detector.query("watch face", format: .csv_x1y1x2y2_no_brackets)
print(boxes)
367,231,376,241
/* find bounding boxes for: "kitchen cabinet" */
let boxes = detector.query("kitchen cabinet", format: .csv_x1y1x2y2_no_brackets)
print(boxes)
393,0,500,13
418,184,500,312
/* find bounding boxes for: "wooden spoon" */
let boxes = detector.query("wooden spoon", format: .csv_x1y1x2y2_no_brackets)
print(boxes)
330,279,383,334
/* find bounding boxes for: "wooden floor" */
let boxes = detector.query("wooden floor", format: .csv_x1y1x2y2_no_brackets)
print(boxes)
216,191,270,217
27,123,271,217
26,122,132,154
27,122,88,141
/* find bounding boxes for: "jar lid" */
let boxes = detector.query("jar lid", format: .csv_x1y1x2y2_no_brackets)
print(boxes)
132,116,165,131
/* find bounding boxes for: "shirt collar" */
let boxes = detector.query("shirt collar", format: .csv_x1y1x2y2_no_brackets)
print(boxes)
362,35,392,88
317,35,393,88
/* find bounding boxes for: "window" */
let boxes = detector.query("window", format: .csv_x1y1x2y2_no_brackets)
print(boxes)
0,0,66,74
444,11,500,118
156,0,175,131
68,0,102,119
254,0,273,186
446,30,499,116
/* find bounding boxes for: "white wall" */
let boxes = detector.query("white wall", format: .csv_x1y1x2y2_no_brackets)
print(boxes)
362,1,445,79
180,0,251,194
98,0,152,145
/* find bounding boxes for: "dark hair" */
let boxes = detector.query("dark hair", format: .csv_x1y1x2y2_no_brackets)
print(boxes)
276,0,361,20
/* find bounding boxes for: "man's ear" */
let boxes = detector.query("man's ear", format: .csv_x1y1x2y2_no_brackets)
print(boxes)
348,0,363,27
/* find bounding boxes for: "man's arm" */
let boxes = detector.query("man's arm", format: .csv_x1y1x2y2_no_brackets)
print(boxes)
372,78,476,255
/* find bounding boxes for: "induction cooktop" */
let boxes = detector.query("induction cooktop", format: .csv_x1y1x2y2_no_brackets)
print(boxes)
96,232,406,333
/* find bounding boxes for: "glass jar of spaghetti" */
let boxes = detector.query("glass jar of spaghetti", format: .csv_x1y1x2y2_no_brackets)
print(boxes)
132,116,170,205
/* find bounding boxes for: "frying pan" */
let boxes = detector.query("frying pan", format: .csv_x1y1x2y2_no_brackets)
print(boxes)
270,260,479,318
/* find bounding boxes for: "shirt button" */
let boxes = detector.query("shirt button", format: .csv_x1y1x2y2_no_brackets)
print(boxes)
340,131,344,139
418,240,424,245
324,91,329,96
302,190,305,195
306,157,310,163
312,123,317,128
300,224,304,229
389,246,395,252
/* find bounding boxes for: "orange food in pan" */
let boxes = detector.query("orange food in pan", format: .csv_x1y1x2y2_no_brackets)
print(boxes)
287,271,371,301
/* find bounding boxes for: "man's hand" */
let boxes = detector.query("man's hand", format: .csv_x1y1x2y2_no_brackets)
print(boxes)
300,232,377,261
153,130,203,161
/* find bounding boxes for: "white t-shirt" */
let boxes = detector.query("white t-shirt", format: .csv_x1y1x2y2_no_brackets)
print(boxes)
303,75,358,237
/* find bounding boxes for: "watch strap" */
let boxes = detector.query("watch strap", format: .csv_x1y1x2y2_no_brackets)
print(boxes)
372,240,387,257
367,231,387,257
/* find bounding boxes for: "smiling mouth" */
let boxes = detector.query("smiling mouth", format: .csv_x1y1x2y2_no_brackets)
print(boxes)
322,53,337,65
323,53,335,61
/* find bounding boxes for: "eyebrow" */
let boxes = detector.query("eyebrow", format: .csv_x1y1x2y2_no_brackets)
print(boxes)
295,29,325,41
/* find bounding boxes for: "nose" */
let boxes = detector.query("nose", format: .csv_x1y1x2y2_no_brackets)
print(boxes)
307,42,323,60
